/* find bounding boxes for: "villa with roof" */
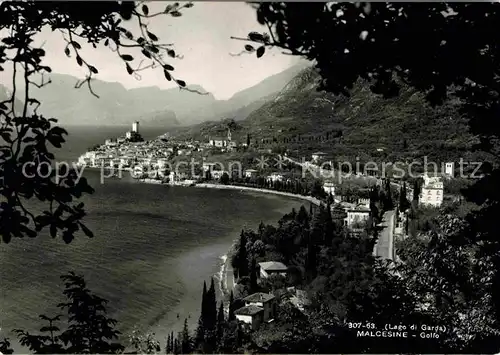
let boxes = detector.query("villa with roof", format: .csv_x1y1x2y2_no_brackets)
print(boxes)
234,292,278,330
258,261,288,279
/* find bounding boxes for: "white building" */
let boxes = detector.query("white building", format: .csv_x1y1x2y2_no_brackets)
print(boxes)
244,169,259,178
209,138,227,147
211,170,228,180
419,174,444,207
235,293,277,330
311,151,327,163
234,305,264,330
266,172,284,183
445,162,454,177
258,261,287,279
132,121,139,133
345,203,371,228
323,181,335,196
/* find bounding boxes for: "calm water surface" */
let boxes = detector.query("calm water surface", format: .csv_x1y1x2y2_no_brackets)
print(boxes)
0,125,302,349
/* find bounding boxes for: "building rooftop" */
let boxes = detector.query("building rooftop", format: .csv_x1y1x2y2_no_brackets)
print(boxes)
258,261,287,272
235,305,264,316
312,151,327,155
243,292,276,304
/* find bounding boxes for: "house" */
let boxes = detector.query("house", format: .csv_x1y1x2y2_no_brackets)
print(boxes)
211,170,228,180
244,293,277,321
311,151,327,163
209,137,227,147
323,181,335,196
202,162,217,172
244,169,259,178
419,174,444,207
235,292,278,330
258,261,287,279
266,172,284,183
345,203,371,228
234,305,264,330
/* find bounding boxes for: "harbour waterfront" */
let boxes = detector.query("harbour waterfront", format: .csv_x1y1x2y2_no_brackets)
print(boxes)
0,126,303,351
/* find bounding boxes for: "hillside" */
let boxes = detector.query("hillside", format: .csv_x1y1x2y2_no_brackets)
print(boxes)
177,66,492,165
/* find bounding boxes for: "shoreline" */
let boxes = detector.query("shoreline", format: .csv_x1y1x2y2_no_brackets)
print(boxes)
199,183,323,301
194,183,323,207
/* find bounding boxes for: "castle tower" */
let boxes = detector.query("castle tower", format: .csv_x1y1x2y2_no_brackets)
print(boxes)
132,121,139,133
445,162,454,177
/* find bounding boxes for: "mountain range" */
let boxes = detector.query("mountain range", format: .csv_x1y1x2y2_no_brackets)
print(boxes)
174,66,493,164
0,62,308,127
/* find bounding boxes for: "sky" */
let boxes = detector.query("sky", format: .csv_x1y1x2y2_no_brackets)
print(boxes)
0,2,306,100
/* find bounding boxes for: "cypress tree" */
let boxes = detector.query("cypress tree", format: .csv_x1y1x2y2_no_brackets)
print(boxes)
305,234,317,281
250,258,258,292
207,278,217,331
296,205,309,228
413,179,420,201
399,182,410,212
238,231,249,278
173,338,179,355
195,282,207,348
195,315,205,349
228,290,236,321
181,319,191,354
385,179,394,210
170,331,175,353
201,281,207,321
216,301,225,339
166,333,171,354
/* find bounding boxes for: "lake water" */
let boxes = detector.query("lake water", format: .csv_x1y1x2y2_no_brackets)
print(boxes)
0,125,302,351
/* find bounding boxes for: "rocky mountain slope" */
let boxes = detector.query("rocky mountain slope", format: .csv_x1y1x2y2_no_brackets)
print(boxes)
242,66,482,162
181,66,490,164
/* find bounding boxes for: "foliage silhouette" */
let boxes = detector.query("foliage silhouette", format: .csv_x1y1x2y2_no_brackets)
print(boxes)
236,4,500,349
0,1,197,243
12,272,123,354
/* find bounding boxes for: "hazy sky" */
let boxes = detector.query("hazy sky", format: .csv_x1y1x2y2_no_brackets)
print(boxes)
0,2,306,100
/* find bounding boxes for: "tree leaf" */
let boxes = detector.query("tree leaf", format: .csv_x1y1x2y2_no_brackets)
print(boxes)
170,11,182,17
248,32,265,42
76,55,83,66
245,45,255,52
121,54,133,61
256,46,266,58
176,79,186,87
79,222,94,238
163,64,174,71
147,31,158,42
64,47,70,57
185,2,194,8
141,49,151,59
126,63,133,75
142,4,149,15
167,49,176,58
89,66,98,74
119,1,135,20
164,69,172,81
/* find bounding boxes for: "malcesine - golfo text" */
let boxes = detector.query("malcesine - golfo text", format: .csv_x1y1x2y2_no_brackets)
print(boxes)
354,323,446,339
